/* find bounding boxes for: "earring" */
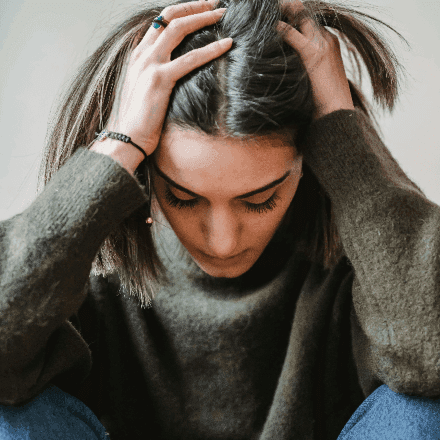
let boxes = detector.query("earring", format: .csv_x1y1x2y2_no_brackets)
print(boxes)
146,157,153,226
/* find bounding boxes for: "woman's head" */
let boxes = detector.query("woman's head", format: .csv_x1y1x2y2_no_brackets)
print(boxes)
152,123,303,279
38,0,412,307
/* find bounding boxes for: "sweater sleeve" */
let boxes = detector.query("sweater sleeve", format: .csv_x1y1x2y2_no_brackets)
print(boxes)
300,108,440,398
0,147,148,405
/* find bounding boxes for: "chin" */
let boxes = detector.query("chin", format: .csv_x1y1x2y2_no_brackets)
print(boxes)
191,257,252,279
198,265,248,278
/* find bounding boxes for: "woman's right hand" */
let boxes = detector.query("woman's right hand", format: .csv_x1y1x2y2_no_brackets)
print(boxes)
107,0,231,157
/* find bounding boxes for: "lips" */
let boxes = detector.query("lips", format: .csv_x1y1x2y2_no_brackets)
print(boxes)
200,250,245,262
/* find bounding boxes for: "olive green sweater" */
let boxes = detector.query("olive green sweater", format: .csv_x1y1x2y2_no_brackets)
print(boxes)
1,109,439,440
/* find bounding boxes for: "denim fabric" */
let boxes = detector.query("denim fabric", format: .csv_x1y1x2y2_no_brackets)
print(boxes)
338,384,440,440
1,383,440,439
0,385,108,439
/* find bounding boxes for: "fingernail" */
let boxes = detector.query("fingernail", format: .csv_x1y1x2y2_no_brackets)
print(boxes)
216,7,227,14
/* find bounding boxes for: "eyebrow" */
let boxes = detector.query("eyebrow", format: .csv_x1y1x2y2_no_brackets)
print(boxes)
152,161,291,199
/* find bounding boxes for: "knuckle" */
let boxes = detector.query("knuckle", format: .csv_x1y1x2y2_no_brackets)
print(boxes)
214,39,226,50
154,64,173,84
167,19,183,31
149,63,164,79
161,5,177,16
149,66,169,88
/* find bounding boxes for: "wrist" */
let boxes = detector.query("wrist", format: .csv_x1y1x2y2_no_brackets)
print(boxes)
313,103,355,121
90,138,144,176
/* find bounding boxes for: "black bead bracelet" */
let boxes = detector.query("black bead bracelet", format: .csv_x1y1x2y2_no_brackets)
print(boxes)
95,129,148,162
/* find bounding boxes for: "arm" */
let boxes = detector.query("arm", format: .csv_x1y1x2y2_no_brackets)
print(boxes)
0,147,148,404
300,108,440,397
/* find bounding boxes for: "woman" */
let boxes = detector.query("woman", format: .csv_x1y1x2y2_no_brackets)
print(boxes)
0,0,439,438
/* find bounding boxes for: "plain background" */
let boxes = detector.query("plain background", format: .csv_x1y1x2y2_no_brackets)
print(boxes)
0,0,439,221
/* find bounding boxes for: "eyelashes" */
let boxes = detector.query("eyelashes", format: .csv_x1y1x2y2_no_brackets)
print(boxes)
164,186,281,215
164,187,198,210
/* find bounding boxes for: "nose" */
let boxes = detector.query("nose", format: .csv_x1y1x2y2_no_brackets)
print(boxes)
204,207,241,259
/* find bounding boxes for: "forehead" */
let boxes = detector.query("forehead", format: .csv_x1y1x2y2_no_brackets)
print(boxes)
154,126,297,178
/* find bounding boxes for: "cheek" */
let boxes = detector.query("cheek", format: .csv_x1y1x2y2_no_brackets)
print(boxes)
248,180,299,241
151,178,197,241
246,197,294,247
151,184,182,225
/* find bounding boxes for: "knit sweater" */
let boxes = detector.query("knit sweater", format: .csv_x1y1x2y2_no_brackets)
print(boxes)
1,109,439,440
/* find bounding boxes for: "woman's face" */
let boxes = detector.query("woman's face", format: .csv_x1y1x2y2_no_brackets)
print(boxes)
151,125,303,278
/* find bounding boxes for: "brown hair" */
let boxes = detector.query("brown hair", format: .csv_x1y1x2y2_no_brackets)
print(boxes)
37,0,416,307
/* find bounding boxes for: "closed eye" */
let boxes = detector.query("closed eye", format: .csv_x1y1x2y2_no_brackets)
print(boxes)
153,161,291,200
164,185,281,214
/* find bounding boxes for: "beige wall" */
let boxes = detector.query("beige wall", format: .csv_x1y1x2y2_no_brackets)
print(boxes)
0,0,439,220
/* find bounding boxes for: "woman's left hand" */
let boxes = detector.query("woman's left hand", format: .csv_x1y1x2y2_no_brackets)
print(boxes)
276,0,355,121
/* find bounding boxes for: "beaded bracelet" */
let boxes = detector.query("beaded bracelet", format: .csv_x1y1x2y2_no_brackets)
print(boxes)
93,128,153,227
95,129,148,162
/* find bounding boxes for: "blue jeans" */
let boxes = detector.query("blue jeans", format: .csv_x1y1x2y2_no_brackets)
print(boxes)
0,384,439,439
337,384,440,439
0,385,108,439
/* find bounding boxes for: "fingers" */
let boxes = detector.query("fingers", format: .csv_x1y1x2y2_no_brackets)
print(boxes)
138,0,219,50
279,0,322,41
277,0,327,55
152,8,227,61
167,37,233,82
277,21,308,52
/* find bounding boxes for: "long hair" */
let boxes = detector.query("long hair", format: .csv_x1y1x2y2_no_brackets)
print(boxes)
37,0,417,307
